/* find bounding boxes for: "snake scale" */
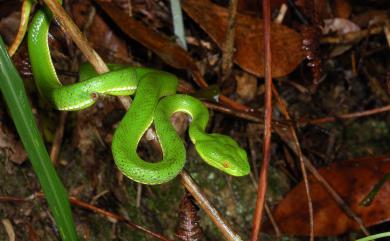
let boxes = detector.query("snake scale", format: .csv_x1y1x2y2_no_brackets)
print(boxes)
26,1,249,184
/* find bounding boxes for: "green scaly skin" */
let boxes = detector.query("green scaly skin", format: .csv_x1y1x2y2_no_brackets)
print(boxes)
27,4,250,184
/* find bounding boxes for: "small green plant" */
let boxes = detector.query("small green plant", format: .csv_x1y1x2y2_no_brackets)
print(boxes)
0,36,78,241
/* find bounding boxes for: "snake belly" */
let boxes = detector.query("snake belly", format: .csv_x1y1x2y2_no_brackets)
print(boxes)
27,3,250,184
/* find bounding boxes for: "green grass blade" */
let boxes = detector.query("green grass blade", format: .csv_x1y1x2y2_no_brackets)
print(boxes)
357,232,390,241
0,36,78,241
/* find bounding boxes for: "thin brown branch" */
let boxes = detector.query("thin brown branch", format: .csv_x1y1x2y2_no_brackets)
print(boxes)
221,0,238,82
179,171,243,241
0,193,172,241
321,25,383,44
272,86,314,241
300,104,390,125
8,0,32,56
41,0,107,73
249,180,281,238
264,202,281,238
274,130,370,235
49,112,67,164
250,0,272,239
204,101,262,123
66,196,172,241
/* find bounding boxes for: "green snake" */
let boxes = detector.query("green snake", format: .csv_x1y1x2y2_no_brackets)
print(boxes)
26,2,250,184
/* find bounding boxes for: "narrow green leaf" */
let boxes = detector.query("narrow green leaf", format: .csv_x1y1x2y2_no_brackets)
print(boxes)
0,36,78,241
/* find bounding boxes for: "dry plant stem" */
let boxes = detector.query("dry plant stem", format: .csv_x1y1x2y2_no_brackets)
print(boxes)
0,193,172,241
66,196,173,241
249,172,281,237
8,0,31,56
1,219,15,241
303,157,369,235
136,183,142,208
250,0,272,240
272,86,314,241
384,22,390,47
321,25,383,44
264,202,281,238
221,0,238,82
204,101,261,122
179,171,243,241
301,104,390,125
42,0,107,73
0,195,171,241
274,129,370,235
49,112,67,164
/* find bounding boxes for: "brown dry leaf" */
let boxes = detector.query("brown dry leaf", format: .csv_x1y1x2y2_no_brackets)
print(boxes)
236,72,257,102
0,124,27,165
333,0,352,19
95,0,208,88
96,0,252,112
182,0,304,78
265,155,390,236
71,2,130,62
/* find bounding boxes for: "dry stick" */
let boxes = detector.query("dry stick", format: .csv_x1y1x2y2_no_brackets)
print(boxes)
221,0,238,83
50,112,67,164
272,86,314,241
274,128,370,235
264,202,281,238
66,196,173,241
321,25,383,44
249,175,281,238
8,0,32,56
42,0,107,73
250,0,272,240
204,101,262,123
301,104,390,125
0,194,172,241
41,1,241,239
180,171,243,241
49,15,83,165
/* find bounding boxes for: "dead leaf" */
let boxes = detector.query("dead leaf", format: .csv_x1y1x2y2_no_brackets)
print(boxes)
182,0,304,77
96,0,208,88
96,0,253,112
0,124,27,165
333,0,352,19
71,1,131,62
264,155,390,236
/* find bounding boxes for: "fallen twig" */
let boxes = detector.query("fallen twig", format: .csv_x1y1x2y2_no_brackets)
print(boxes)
0,194,172,241
180,171,243,241
250,0,272,239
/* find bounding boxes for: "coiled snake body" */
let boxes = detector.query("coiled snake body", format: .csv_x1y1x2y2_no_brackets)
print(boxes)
27,4,249,184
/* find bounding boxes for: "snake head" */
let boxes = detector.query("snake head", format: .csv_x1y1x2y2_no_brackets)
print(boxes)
195,134,250,176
